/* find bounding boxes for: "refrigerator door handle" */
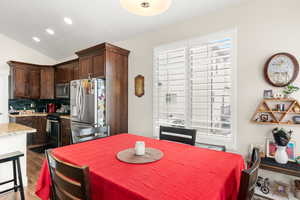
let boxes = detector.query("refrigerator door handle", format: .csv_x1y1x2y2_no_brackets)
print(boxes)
76,82,81,119
79,83,84,120
81,83,86,121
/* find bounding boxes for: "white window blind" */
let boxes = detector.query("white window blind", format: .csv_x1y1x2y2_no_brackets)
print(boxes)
189,38,232,137
153,47,186,127
153,30,237,148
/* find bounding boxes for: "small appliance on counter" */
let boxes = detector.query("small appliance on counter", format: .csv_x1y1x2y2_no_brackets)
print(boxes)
47,103,56,113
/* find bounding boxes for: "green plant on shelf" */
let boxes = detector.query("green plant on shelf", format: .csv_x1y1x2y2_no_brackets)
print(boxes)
283,84,299,97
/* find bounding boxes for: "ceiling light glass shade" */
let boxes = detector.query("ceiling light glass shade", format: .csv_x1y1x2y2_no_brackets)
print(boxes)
64,17,73,25
120,0,172,16
32,37,40,42
46,28,55,35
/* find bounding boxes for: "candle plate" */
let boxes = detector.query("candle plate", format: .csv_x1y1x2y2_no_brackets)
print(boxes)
116,148,164,164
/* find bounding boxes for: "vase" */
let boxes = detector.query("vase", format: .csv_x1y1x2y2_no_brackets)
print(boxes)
274,146,289,164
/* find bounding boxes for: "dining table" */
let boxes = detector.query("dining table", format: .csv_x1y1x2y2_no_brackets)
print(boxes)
35,133,245,200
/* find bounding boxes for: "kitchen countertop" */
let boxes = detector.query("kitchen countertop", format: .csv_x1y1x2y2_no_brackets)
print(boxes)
9,112,48,118
60,115,71,120
9,113,71,120
0,123,36,137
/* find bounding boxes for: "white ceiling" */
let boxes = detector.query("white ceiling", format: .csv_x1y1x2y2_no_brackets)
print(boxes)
0,0,244,60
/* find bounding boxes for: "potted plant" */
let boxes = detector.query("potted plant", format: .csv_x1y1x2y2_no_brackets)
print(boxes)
272,127,292,164
283,85,299,98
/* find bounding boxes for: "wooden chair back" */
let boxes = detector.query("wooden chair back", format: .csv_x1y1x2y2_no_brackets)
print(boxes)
46,150,91,200
159,126,196,145
238,148,261,200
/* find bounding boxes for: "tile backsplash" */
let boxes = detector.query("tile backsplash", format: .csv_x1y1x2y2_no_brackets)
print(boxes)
9,99,70,113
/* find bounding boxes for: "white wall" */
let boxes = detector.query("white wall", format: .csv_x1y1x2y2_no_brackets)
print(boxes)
114,0,300,157
0,33,56,123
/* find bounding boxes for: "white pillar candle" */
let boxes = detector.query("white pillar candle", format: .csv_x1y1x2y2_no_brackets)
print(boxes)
135,141,145,156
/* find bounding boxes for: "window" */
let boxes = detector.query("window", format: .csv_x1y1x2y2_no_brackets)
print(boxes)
153,29,237,150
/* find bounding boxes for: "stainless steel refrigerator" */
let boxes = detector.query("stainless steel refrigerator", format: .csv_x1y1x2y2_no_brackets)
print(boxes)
70,78,109,143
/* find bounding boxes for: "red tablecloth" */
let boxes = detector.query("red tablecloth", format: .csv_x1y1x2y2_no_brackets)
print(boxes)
35,134,245,200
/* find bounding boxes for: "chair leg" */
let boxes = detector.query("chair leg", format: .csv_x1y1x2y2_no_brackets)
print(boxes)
12,160,17,192
16,158,25,200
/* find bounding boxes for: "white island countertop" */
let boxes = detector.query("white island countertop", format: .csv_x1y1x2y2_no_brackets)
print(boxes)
0,122,36,137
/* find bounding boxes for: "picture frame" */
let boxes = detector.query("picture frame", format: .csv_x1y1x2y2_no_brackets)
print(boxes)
271,181,289,198
266,139,296,161
253,194,274,200
134,75,145,97
260,113,269,122
263,90,273,99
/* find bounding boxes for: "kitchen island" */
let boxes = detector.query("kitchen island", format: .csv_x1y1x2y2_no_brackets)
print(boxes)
0,123,36,191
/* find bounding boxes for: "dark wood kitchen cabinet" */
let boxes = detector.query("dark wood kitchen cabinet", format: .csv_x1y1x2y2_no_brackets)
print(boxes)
40,67,55,99
13,66,29,98
29,69,41,99
60,118,71,146
73,61,79,80
76,46,105,79
54,59,79,83
8,62,45,99
10,116,48,148
76,43,129,135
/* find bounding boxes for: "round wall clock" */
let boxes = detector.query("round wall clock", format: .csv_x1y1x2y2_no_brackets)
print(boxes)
264,53,299,87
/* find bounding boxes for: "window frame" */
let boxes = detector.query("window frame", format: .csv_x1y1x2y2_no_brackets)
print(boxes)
153,29,237,150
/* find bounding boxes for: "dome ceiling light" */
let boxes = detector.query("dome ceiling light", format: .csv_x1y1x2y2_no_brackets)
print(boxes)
120,0,172,16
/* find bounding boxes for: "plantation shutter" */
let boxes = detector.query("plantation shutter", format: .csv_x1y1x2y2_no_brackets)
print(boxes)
189,38,232,137
153,47,187,137
153,30,236,143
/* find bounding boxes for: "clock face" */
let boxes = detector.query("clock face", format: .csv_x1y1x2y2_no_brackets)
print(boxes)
265,53,299,87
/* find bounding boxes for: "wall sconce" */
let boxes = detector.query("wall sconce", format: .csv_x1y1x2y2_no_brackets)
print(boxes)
135,75,144,97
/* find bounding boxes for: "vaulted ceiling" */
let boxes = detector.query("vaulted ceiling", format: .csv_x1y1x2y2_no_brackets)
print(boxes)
1,0,244,60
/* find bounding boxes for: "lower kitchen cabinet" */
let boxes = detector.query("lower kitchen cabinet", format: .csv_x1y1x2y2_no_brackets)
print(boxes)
61,118,71,146
10,116,48,148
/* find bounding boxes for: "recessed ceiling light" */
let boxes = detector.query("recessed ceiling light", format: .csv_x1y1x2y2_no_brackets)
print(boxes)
32,37,40,42
64,17,73,25
46,28,55,35
120,0,172,16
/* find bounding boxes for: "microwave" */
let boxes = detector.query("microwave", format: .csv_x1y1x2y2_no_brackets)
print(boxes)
56,83,70,98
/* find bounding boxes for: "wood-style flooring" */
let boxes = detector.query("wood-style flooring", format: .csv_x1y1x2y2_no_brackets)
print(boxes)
0,150,44,200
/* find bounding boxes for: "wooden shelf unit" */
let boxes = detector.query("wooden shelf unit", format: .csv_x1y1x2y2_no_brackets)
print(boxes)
251,98,300,125
260,157,300,177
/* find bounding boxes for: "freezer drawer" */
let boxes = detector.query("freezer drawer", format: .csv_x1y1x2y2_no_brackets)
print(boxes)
71,122,108,144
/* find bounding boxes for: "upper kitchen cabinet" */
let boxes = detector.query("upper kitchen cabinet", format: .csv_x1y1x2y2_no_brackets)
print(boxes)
8,61,54,99
40,67,55,99
8,61,47,99
29,69,41,99
76,44,107,78
77,43,130,135
54,59,79,84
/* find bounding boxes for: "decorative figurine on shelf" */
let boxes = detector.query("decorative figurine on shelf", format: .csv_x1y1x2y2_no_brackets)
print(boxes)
283,84,299,99
256,176,270,194
274,93,284,99
272,127,292,164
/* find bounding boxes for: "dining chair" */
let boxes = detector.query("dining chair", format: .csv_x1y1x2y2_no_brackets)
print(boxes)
45,149,91,200
238,148,261,200
196,143,226,152
159,126,196,145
